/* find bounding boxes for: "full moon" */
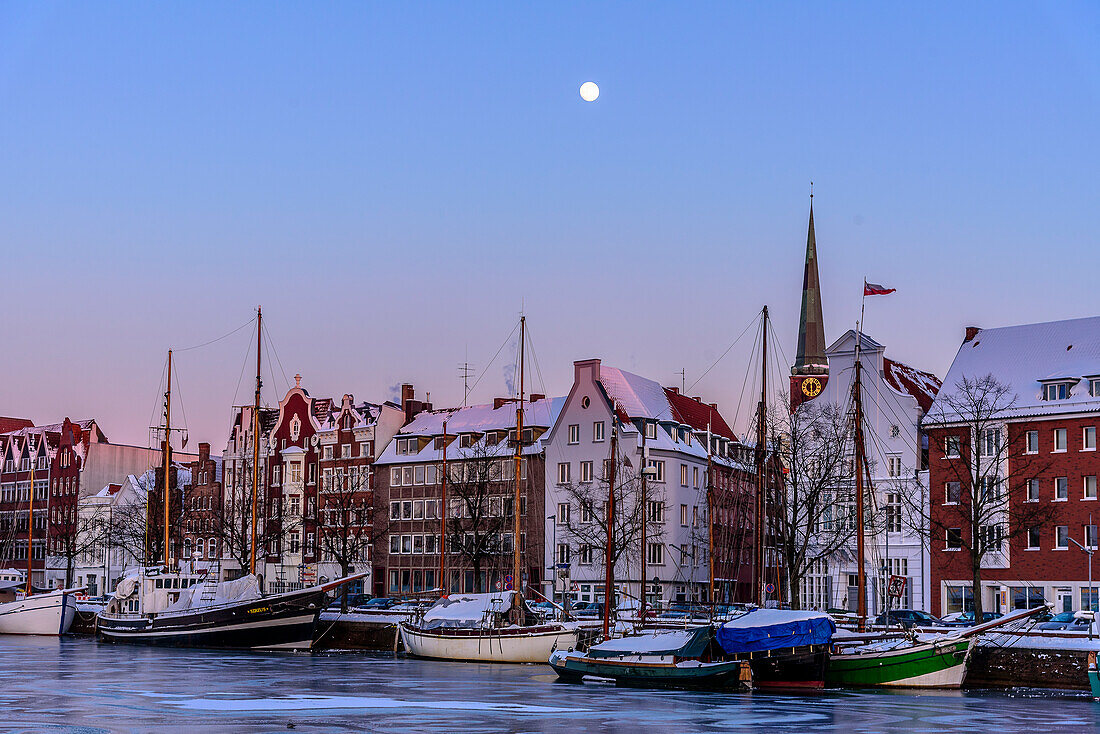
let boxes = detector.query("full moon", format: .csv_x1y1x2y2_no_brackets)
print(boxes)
579,81,599,102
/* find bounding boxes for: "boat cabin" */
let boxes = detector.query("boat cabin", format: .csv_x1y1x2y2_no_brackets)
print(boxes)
105,569,206,616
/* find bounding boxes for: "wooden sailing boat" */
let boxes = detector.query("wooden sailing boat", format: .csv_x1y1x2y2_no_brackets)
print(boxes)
0,433,80,636
401,316,580,663
97,314,364,649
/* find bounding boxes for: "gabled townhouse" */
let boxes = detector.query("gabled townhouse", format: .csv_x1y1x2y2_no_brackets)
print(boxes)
543,359,755,608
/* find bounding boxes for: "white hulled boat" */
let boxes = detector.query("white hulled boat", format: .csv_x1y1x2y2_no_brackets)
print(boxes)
0,580,79,636
400,591,579,663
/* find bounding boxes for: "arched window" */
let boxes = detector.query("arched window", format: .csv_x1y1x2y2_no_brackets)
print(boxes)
196,538,204,559
207,537,216,559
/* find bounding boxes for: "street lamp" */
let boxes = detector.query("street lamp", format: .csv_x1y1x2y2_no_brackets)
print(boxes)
1070,513,1096,640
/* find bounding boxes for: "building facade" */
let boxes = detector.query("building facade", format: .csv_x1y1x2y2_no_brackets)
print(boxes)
373,389,556,598
543,358,755,608
928,317,1100,617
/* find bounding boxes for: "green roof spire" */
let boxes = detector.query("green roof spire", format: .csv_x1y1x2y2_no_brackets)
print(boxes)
793,191,827,375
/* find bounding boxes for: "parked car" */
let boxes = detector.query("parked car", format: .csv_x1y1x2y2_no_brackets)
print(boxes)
326,592,372,610
1037,611,1094,631
356,596,399,610
570,602,604,618
940,611,1001,628
873,609,945,629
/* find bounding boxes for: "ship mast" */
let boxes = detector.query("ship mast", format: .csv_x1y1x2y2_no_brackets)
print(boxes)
250,307,262,575
602,411,618,639
852,325,870,631
753,306,769,606
512,316,525,594
163,349,173,568
439,418,448,593
26,436,35,595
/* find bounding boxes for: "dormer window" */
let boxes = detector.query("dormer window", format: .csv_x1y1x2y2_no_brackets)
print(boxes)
644,422,657,440
1043,382,1073,401
459,434,474,448
396,437,418,456
1090,378,1100,398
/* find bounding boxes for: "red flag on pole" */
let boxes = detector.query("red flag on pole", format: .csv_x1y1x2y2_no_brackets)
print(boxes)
864,281,896,296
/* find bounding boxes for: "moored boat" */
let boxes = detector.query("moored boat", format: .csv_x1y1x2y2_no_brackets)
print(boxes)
400,591,579,663
716,608,835,688
0,581,79,636
97,570,363,649
827,635,972,688
549,626,747,689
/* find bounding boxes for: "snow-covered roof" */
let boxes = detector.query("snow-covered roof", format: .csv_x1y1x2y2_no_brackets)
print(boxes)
883,358,941,414
928,316,1100,423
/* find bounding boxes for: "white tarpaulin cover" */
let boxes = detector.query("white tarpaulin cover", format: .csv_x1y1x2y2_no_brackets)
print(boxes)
163,575,263,613
422,592,514,629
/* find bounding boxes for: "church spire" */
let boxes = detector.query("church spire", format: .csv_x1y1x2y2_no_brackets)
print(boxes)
793,191,827,376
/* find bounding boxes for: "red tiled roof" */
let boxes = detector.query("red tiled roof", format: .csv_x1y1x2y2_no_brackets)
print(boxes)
664,388,737,441
0,417,33,434
883,358,941,414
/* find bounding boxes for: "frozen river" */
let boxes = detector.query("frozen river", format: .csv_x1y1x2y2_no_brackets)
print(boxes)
1,637,1099,733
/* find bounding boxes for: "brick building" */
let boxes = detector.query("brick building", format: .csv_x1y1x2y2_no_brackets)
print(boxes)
928,317,1100,616
373,387,555,598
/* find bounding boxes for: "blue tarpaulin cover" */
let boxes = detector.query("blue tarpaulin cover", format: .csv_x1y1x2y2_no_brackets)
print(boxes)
716,608,835,654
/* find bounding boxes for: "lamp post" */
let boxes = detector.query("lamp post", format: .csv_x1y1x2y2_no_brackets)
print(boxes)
547,514,557,604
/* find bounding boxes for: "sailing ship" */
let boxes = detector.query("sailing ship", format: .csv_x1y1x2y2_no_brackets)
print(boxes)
0,436,80,636
399,317,580,662
96,312,362,649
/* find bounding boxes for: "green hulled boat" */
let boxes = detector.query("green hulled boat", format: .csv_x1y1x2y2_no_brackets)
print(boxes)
826,636,973,688
1089,651,1100,699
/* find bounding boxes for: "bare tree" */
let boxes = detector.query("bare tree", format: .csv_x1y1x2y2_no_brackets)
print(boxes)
50,502,111,587
444,445,515,594
205,457,287,580
919,374,1056,620
557,453,660,595
767,398,861,610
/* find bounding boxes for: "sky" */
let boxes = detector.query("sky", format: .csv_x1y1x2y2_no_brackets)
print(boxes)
1,2,1098,448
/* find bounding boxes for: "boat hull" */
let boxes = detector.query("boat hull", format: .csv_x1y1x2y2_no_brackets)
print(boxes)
549,652,745,689
0,591,77,636
748,646,829,689
400,624,579,663
826,638,973,688
96,588,327,650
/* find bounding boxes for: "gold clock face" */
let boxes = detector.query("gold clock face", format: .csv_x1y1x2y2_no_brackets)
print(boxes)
801,377,823,398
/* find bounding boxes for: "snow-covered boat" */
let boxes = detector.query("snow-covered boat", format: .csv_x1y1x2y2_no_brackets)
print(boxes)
715,608,835,688
0,581,79,636
97,569,362,650
550,626,746,688
400,591,579,663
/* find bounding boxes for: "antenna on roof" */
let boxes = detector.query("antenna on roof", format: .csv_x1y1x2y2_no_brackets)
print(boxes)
458,361,475,407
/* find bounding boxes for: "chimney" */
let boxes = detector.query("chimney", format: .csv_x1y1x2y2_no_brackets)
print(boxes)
494,397,508,410
199,442,210,461
530,393,545,402
964,326,981,343
401,384,415,405
402,384,419,424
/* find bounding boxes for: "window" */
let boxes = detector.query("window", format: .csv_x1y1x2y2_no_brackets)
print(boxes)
580,504,593,523
978,476,1000,503
1086,476,1098,500
1085,427,1097,451
362,442,373,458
888,456,902,477
341,443,351,458
979,428,1000,458
557,503,570,524
886,493,901,533
557,463,570,484
1056,476,1068,501
413,500,424,519
1027,527,1041,549
644,422,657,440
680,464,689,486
1054,428,1067,452
646,542,664,565
1027,479,1040,502
413,535,424,554
579,545,595,565
208,538,217,559
1044,383,1071,401
289,533,301,554
1026,431,1039,454
593,422,605,442
945,482,961,504
414,465,426,485
693,467,700,488
647,459,665,482
567,425,580,444
946,528,963,549
945,436,960,458
403,467,414,486
557,544,571,565
390,467,401,486
402,501,412,519
1087,524,1099,550
580,461,593,483
978,524,1003,553
647,501,665,523
425,465,437,484
1082,588,1099,611
680,504,689,527
272,466,281,485
1091,379,1100,398
1055,526,1069,549
289,463,302,484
